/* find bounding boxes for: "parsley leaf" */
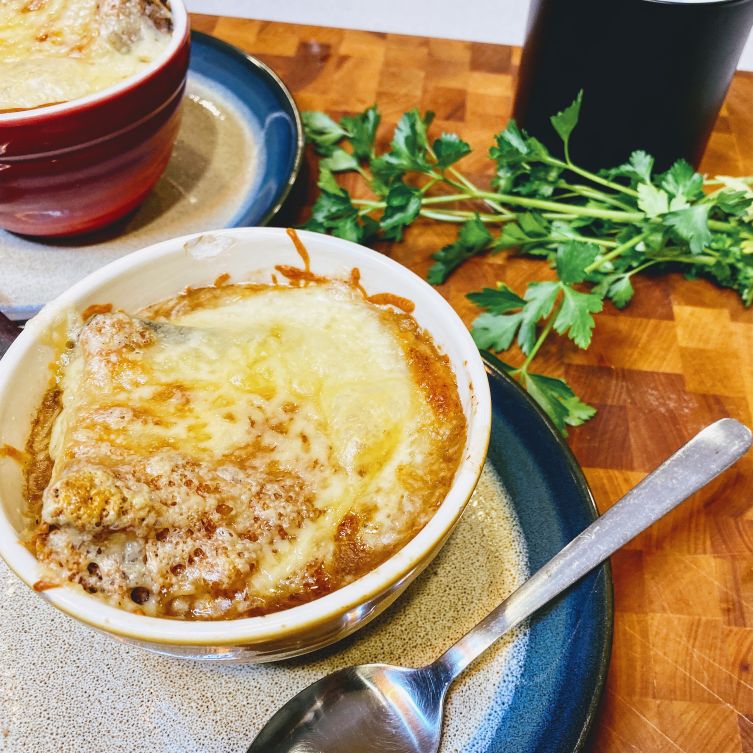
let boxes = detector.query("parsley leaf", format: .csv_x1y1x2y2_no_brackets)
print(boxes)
302,111,348,155
321,147,360,173
316,167,346,195
556,241,600,283
468,280,560,354
664,204,712,254
603,150,654,184
518,281,560,352
379,184,422,241
341,105,380,160
471,312,524,351
468,283,527,351
388,109,434,171
522,371,596,434
370,156,405,195
550,90,583,154
494,222,530,249
637,183,669,217
519,212,549,236
493,212,554,252
490,122,559,197
466,283,526,314
494,120,530,157
660,159,704,201
607,275,634,308
523,281,561,322
716,189,753,217
554,285,603,348
628,150,654,183
433,133,472,168
305,177,376,242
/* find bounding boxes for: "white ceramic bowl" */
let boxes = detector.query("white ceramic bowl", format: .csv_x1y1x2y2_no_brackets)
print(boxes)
0,228,491,662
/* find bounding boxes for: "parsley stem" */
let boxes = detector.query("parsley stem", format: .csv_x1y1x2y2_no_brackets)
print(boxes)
447,167,513,217
708,219,740,232
352,199,384,209
522,235,618,248
355,164,372,183
420,209,511,223
420,178,439,195
584,231,649,273
544,213,594,221
422,193,475,205
474,192,644,222
563,139,572,167
558,182,637,212
546,157,640,198
441,176,474,193
353,193,478,209
626,260,661,277
550,191,582,201
704,177,753,186
426,143,513,217
518,298,562,373
355,190,644,223
419,210,464,223
623,253,715,280
649,253,717,265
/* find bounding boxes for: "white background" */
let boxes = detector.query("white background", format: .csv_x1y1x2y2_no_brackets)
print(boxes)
187,0,753,71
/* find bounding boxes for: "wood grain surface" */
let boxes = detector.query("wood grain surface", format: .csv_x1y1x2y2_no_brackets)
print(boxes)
193,14,753,752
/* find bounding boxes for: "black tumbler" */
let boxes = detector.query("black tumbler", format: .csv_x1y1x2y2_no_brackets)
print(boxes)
512,0,753,170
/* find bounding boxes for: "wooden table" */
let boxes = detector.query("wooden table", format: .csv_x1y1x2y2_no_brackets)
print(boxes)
193,14,752,752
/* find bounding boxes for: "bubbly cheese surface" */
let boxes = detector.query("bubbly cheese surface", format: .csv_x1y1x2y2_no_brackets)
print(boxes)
26,281,467,619
0,0,172,112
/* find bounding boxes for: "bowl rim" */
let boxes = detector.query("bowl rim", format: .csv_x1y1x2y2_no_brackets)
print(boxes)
0,0,189,125
0,227,491,646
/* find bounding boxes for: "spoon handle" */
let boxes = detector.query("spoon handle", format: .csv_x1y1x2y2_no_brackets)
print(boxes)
434,418,752,683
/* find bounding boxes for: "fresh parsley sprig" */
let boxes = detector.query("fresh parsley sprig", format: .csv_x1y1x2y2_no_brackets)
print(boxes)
301,96,753,433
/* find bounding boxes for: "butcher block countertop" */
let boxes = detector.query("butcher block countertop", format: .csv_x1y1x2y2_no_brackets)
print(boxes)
194,14,753,752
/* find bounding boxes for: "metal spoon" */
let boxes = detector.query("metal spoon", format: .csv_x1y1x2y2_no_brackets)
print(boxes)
248,418,752,753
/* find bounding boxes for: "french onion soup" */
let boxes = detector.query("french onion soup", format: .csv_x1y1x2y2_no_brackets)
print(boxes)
23,239,467,620
0,0,173,112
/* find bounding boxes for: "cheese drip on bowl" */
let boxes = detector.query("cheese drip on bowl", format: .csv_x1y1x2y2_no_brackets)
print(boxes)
25,281,467,619
0,0,172,112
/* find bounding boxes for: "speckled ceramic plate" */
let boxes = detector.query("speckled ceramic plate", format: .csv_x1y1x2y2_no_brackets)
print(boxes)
0,356,611,753
0,31,303,320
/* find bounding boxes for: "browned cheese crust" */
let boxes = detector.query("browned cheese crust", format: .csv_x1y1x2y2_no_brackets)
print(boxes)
24,278,467,620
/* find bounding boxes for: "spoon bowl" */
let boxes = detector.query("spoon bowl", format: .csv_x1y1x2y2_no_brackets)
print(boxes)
248,665,447,753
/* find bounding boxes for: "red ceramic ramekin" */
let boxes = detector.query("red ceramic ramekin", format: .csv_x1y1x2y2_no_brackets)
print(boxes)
0,1,190,238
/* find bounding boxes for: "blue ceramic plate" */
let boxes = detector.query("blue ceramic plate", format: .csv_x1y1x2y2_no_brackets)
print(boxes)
189,30,304,226
0,342,613,753
482,352,613,752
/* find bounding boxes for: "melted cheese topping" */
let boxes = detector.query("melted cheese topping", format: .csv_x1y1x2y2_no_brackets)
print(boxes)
0,0,172,112
26,282,467,619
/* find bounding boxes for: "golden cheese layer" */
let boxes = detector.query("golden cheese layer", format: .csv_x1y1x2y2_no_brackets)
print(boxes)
26,282,467,619
0,0,172,112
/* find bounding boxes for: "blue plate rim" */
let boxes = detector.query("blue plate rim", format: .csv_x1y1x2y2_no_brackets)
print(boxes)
482,350,614,753
190,30,305,228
